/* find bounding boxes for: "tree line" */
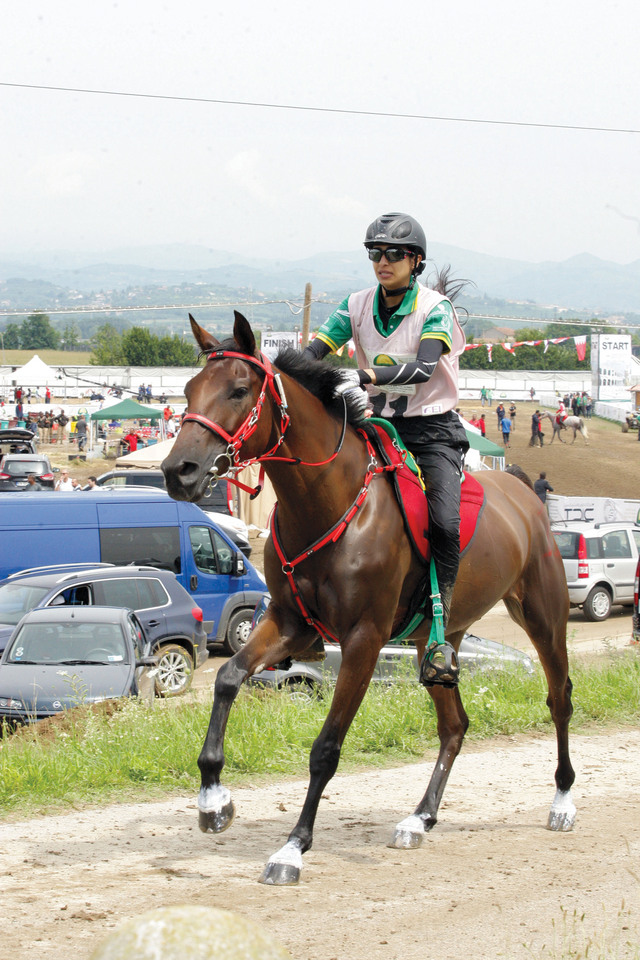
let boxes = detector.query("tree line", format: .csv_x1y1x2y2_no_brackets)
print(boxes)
1,314,197,366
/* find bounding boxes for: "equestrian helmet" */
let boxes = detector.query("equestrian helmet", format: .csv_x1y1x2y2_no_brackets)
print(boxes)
364,212,426,275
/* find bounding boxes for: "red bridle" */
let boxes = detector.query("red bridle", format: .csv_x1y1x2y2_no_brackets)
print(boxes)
181,350,291,476
181,349,348,493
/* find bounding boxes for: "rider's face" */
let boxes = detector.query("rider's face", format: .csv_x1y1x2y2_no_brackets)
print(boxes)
371,246,420,292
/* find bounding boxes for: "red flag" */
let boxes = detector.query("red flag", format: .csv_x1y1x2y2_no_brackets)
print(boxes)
574,335,587,361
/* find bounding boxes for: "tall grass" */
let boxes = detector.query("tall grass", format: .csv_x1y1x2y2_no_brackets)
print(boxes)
1,652,639,818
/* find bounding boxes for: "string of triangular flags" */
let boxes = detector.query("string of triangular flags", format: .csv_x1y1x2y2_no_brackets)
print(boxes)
333,334,588,363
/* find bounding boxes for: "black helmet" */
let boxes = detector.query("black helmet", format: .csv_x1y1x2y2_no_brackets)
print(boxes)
364,212,426,256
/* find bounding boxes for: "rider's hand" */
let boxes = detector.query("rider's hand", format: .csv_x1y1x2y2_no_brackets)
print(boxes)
336,368,363,392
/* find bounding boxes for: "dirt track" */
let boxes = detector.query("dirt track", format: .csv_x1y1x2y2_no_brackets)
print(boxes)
2,730,640,960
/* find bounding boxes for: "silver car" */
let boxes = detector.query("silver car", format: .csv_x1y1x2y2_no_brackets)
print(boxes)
552,521,640,621
247,596,535,701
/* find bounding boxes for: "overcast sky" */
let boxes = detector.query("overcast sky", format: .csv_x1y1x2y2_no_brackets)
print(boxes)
2,0,640,267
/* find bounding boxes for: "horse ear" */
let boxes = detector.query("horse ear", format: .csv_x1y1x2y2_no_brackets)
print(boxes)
189,314,220,352
233,311,257,357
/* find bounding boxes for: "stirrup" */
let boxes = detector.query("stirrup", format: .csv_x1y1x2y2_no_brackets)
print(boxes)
419,640,460,689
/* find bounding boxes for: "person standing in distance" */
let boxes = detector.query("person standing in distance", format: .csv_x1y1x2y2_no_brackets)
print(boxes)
303,212,468,687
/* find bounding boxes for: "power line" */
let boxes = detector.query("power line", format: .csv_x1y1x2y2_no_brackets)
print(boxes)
2,80,639,135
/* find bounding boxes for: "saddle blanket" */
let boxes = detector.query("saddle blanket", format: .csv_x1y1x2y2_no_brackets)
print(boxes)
362,419,486,564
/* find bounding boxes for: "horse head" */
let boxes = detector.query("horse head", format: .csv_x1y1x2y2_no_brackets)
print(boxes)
162,311,274,503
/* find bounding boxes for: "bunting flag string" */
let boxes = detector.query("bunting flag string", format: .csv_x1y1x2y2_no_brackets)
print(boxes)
462,335,584,358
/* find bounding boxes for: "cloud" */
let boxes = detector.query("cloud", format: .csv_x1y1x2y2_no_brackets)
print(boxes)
297,182,367,218
27,151,101,199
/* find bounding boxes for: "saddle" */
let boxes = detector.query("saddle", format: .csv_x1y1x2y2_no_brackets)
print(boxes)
360,419,486,641
361,418,486,564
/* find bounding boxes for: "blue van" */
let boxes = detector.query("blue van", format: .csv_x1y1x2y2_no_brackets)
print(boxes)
0,491,265,654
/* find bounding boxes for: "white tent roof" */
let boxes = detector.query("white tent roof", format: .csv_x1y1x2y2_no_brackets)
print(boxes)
115,438,175,467
11,354,57,387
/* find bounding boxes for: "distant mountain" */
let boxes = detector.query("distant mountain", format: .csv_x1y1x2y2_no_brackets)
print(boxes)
1,243,639,315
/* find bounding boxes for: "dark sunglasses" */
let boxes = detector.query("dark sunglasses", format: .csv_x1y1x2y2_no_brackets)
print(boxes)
367,246,414,263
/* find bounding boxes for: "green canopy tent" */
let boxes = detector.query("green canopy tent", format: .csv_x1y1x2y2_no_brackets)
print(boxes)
89,398,165,455
465,429,506,470
89,398,164,421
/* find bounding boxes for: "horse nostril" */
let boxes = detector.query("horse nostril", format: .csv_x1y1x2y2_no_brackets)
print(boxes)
175,460,202,484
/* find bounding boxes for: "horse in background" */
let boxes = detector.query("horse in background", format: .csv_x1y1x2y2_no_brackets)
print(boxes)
542,412,589,444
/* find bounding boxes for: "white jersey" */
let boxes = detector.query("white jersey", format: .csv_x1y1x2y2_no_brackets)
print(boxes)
348,286,466,419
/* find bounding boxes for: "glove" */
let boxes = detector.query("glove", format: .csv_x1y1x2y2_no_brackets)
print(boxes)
335,368,363,392
335,370,368,422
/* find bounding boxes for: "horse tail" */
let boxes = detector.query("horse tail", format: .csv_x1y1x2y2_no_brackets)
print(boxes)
505,463,535,490
580,418,588,437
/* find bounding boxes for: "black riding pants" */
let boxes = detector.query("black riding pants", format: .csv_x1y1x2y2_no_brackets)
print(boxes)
391,414,468,591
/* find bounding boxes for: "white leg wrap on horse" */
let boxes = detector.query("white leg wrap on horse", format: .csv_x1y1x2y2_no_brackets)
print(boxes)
547,788,576,831
198,783,232,814
267,840,304,871
389,814,425,849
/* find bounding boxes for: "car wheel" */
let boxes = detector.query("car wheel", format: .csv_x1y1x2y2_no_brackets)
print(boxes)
282,680,319,703
154,643,193,697
583,586,612,622
224,609,253,655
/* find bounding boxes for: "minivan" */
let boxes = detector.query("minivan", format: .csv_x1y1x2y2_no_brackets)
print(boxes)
552,521,640,620
0,491,265,653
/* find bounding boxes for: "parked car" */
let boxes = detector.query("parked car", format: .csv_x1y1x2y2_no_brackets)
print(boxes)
632,556,640,644
246,596,535,700
0,452,56,490
552,521,640,621
0,606,158,725
87,471,252,558
0,427,38,456
0,565,211,696
0,491,265,655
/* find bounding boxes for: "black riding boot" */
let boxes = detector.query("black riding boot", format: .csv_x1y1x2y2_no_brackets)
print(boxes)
419,580,460,688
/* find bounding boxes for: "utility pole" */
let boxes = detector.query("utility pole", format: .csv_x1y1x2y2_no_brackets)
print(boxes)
301,282,312,349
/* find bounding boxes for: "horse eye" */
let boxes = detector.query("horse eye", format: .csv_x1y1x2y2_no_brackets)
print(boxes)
230,386,250,401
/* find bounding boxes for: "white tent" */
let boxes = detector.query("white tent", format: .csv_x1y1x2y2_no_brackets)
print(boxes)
11,354,57,387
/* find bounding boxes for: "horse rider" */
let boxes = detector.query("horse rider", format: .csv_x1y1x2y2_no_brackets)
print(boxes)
303,211,468,687
555,399,567,426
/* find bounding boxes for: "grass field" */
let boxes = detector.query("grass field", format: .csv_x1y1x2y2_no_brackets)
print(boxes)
1,349,93,365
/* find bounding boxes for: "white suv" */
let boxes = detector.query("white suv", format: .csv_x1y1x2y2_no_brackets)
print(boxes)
552,522,640,621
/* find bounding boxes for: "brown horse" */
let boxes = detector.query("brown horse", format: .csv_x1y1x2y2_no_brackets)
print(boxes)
162,312,575,886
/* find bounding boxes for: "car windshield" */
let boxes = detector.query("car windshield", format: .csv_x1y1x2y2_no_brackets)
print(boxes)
0,582,51,625
7,621,129,664
3,460,48,477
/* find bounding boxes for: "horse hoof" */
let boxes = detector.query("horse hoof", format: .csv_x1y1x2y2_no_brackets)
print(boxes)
199,802,236,834
547,789,576,832
387,814,426,849
198,784,235,834
259,861,301,885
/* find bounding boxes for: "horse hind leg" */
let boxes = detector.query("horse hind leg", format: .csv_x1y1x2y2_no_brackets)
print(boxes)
388,629,469,849
503,583,576,831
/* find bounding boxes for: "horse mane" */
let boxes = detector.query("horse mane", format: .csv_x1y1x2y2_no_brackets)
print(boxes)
274,348,364,425
427,265,473,304
505,463,535,490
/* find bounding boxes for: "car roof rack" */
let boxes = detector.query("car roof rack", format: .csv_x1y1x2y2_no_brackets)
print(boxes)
7,562,115,580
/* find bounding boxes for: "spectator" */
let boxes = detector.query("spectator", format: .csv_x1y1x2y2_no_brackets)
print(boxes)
478,414,486,437
45,386,51,405
146,384,153,402
25,473,43,491
480,386,488,407
55,469,79,491
55,409,69,442
123,430,140,452
86,476,99,490
534,471,553,504
496,402,505,432
508,402,517,430
75,414,88,452
501,414,512,448
529,410,544,447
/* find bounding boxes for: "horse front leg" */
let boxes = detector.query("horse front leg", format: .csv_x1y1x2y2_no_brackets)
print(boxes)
260,636,379,886
198,609,315,835
388,643,469,848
